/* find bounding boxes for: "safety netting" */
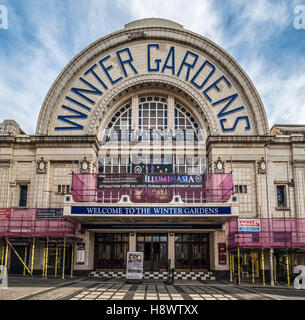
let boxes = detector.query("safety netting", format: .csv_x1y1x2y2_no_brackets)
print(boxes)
71,172,234,203
227,218,305,248
0,208,78,237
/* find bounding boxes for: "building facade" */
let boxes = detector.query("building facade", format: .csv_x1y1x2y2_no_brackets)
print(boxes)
0,18,304,281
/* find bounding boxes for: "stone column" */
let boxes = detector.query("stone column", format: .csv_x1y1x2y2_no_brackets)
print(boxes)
129,232,136,251
168,232,175,269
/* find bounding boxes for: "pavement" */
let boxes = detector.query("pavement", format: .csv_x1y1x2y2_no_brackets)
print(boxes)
0,276,305,300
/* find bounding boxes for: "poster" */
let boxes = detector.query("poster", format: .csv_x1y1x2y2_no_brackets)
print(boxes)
238,218,261,232
0,208,10,220
126,251,143,280
218,243,227,265
76,243,85,264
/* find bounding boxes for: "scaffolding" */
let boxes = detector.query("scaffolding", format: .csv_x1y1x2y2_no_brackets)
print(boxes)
71,172,234,203
227,218,305,286
0,208,80,279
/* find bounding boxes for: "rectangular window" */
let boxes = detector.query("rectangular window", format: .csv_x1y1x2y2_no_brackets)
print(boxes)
19,185,28,207
57,185,70,195
276,185,286,207
235,185,248,194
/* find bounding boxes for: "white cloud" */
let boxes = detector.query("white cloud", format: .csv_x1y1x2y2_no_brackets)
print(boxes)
0,0,304,134
118,0,224,44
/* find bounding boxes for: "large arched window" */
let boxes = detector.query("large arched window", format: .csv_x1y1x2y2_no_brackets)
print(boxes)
100,95,206,174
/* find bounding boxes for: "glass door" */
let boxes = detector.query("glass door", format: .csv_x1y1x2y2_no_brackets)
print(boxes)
95,233,129,270
137,233,168,271
175,233,210,270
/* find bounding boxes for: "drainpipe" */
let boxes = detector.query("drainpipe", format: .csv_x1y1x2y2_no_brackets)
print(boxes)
265,142,274,286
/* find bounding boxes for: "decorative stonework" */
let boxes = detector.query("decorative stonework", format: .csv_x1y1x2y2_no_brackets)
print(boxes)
36,20,269,137
214,158,225,173
36,158,47,174
79,158,90,173
257,158,266,174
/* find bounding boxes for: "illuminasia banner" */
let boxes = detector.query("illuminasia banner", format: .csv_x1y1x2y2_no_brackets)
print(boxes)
97,173,204,189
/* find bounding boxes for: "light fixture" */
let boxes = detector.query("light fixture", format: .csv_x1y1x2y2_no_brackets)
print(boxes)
130,232,134,236
170,232,174,236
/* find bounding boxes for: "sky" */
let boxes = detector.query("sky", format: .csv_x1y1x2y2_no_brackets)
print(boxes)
0,0,305,134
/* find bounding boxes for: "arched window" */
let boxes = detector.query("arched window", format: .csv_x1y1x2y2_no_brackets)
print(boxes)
106,101,132,131
138,96,168,130
101,95,206,174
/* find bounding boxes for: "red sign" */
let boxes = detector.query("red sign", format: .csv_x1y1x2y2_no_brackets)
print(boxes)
218,243,227,265
0,208,10,220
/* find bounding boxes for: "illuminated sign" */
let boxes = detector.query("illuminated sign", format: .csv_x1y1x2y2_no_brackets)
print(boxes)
71,206,231,215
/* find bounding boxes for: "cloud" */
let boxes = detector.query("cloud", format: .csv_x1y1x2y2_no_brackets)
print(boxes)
0,0,304,134
118,0,224,44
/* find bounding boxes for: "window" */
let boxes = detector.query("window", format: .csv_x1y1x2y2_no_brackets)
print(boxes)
139,97,168,130
276,185,286,208
57,185,70,195
19,185,28,207
234,185,248,194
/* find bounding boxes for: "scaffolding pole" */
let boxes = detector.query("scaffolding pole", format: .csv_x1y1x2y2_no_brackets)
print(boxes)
55,247,58,277
4,241,8,269
62,238,66,280
261,249,265,286
232,251,235,281
45,238,49,279
237,247,241,285
70,244,74,278
30,238,35,276
6,238,32,276
251,251,255,284
23,246,28,276
229,252,233,282
1,240,4,273
273,255,277,283
42,247,46,277
286,254,290,286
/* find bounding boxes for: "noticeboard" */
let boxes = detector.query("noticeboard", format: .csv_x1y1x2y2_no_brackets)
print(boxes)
126,251,143,281
218,243,227,265
36,208,63,219
76,243,85,264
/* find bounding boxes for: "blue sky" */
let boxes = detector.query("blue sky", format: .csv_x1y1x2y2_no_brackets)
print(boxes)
0,0,305,133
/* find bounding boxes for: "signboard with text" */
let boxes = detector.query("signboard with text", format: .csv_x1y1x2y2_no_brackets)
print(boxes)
36,208,63,220
97,173,204,189
126,251,143,281
76,243,85,265
238,218,261,232
71,206,231,216
0,208,10,220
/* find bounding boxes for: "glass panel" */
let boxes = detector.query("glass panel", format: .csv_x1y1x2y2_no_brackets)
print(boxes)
152,235,159,242
137,235,144,242
145,235,152,242
160,235,167,242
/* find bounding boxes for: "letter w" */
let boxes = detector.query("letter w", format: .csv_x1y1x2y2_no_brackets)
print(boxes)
55,105,88,130
71,77,103,104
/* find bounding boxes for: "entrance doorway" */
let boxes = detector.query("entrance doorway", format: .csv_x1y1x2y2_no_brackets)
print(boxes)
94,233,129,270
175,233,209,270
137,234,168,271
9,242,30,274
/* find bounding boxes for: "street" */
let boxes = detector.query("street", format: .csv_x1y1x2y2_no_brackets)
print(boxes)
0,276,305,300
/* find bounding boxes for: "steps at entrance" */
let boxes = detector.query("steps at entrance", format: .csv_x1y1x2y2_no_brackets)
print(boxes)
90,271,216,280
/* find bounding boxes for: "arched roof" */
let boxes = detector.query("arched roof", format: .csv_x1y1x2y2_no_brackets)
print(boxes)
36,18,269,136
